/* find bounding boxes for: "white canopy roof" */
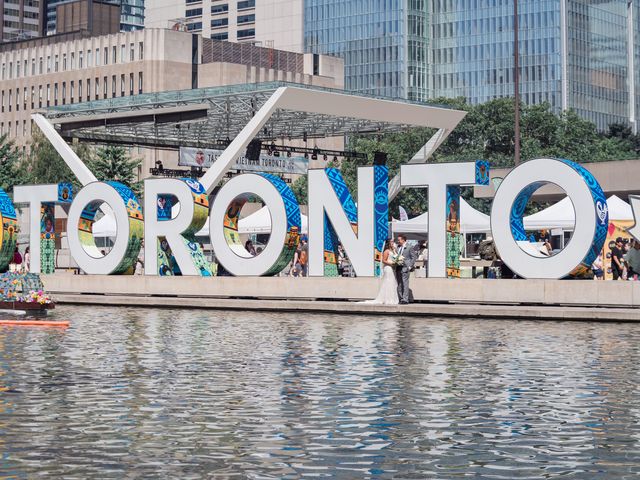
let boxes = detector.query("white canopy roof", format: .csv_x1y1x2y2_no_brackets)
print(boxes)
523,195,632,231
392,198,491,236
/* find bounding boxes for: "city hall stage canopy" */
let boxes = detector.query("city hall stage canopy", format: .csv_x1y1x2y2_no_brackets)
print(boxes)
37,82,466,196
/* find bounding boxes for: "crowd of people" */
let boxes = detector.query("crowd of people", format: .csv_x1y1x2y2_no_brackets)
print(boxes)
8,246,30,273
604,237,640,281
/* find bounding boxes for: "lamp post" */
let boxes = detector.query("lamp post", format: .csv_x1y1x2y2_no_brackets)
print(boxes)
514,0,521,165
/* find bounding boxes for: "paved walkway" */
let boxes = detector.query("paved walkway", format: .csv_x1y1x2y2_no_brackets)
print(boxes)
55,294,640,322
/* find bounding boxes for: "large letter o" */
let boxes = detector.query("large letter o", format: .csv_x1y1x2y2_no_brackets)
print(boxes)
491,158,608,279
210,173,301,276
68,182,143,274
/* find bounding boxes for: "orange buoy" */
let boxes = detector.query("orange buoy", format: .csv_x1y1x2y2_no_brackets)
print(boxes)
0,320,69,327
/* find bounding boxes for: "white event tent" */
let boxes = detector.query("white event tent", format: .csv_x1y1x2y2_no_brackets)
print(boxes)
523,195,632,231
391,198,491,237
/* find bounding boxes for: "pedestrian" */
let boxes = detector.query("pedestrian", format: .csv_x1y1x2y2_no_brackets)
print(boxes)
10,247,22,273
591,253,604,280
293,236,308,277
245,240,257,256
611,237,625,280
625,240,640,280
23,246,30,273
337,244,345,276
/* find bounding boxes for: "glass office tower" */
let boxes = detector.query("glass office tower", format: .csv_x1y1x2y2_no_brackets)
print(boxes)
120,0,144,31
46,0,144,34
429,0,639,132
304,0,430,101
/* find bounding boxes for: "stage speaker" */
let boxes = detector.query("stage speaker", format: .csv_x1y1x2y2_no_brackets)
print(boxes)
246,140,262,162
373,151,388,166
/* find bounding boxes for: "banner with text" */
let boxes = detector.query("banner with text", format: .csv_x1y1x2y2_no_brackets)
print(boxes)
179,147,308,175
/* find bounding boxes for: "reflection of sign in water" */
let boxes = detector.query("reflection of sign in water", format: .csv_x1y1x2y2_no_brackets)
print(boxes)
180,147,308,175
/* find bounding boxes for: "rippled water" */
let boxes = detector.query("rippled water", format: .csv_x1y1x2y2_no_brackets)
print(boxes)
1,306,640,478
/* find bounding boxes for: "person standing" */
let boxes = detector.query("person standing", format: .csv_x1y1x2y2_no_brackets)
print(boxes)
625,240,640,280
293,236,308,277
365,239,399,305
591,253,604,280
23,247,30,273
395,234,417,304
611,237,625,280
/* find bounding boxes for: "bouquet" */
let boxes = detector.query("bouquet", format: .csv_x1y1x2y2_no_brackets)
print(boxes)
391,254,405,266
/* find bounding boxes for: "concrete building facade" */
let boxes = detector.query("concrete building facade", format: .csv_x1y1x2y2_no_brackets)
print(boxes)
0,27,343,172
45,0,144,35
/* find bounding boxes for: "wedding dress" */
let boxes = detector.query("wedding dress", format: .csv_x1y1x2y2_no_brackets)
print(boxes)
366,264,399,305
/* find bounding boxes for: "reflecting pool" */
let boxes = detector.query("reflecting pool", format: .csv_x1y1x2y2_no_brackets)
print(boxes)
1,306,640,478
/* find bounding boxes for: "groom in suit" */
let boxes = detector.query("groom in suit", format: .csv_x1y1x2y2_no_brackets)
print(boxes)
395,234,417,304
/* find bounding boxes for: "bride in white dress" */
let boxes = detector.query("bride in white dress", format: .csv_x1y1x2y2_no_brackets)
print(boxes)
366,239,399,305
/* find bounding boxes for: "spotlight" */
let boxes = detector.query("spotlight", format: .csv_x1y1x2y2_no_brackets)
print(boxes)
304,152,309,159
287,151,292,158
311,147,319,161
333,156,338,162
323,154,328,161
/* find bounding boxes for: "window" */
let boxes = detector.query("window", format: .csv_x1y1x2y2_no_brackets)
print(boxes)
95,77,100,99
62,82,66,105
121,45,125,64
113,46,117,64
237,28,255,38
62,53,66,71
186,8,202,17
187,22,202,31
71,52,75,69
79,51,83,68
86,78,90,101
139,42,144,60
112,75,116,98
1,90,3,112
211,3,228,13
87,50,92,67
70,81,74,103
15,88,19,111
47,56,51,73
46,84,50,106
211,18,228,28
53,84,58,106
138,72,143,94
31,58,35,75
39,57,42,74
96,48,100,66
120,74,125,96
8,90,11,112
104,47,108,64
237,14,254,24
211,32,229,40
30,86,34,109
16,62,20,78
237,0,255,9
103,76,108,98
8,62,12,79
54,55,59,72
38,85,42,108
129,72,134,95
130,43,135,62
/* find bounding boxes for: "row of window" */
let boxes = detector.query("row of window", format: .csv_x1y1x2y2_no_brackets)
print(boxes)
0,72,144,115
1,42,144,81
187,8,254,25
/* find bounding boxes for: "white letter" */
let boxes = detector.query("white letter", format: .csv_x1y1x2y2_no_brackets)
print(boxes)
144,178,200,276
14,184,58,273
491,158,602,279
308,167,375,277
68,182,139,274
210,173,300,276
401,163,476,278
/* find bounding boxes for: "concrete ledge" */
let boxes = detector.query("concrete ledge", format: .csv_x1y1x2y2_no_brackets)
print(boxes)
41,275,640,308
53,294,640,321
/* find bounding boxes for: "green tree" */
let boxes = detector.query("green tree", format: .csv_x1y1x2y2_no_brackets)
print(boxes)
0,133,26,194
27,129,92,185
90,146,141,194
340,97,639,215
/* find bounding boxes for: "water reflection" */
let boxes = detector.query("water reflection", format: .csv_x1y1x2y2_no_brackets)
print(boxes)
1,306,639,478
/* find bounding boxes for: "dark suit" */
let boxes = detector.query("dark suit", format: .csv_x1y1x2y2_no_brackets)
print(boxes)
395,243,417,303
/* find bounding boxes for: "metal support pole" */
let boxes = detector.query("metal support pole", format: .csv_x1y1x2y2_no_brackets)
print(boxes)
514,0,521,166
